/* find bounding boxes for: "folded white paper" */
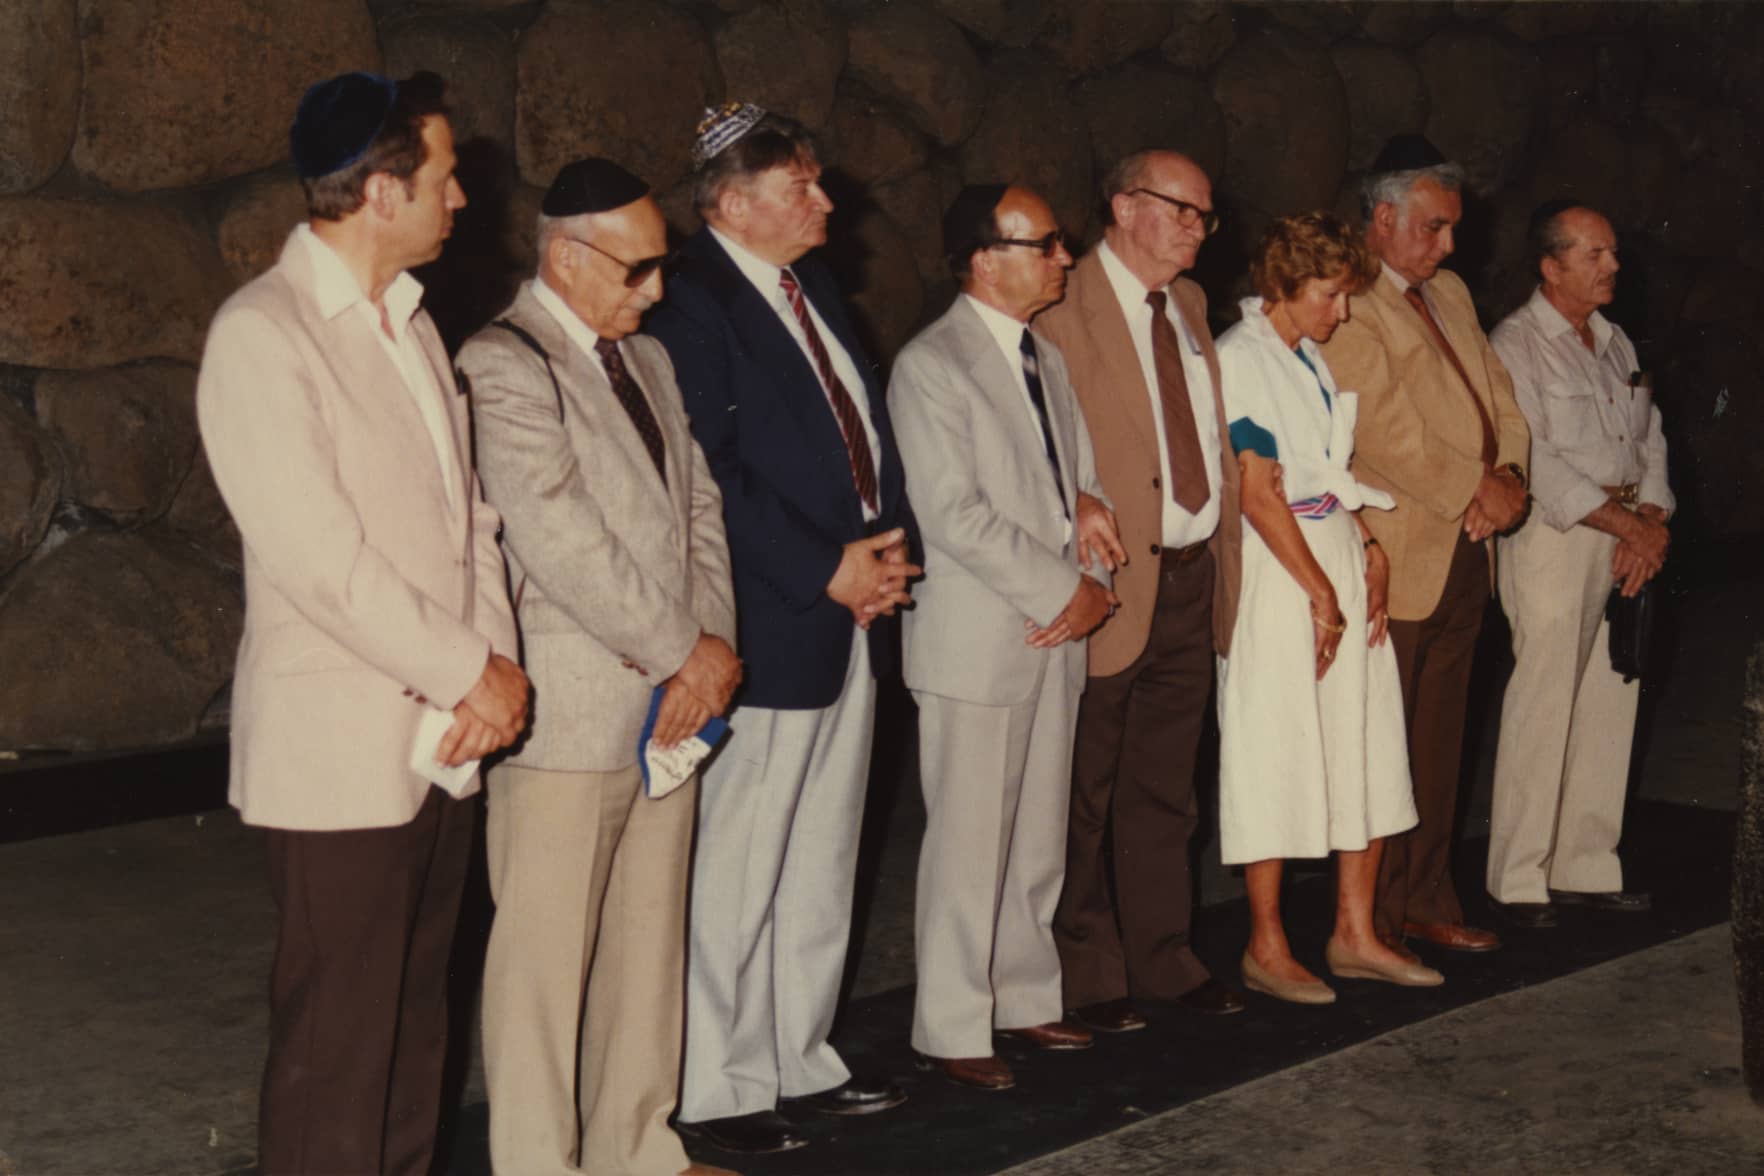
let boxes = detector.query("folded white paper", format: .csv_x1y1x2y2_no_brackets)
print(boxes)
408,706,480,797
639,686,731,800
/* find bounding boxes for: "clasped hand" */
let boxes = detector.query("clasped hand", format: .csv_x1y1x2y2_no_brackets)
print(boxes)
438,652,530,767
827,527,922,629
652,633,743,750
1463,466,1528,542
1611,506,1669,598
1025,574,1120,648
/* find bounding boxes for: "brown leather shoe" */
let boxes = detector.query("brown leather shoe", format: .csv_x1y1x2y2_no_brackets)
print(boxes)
1173,977,1246,1014
1068,997,1147,1033
1403,920,1502,953
999,1019,1094,1050
914,1052,1016,1090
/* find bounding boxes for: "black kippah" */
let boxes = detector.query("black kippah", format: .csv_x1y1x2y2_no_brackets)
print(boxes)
290,72,398,181
1369,133,1448,176
541,158,651,216
942,184,1009,265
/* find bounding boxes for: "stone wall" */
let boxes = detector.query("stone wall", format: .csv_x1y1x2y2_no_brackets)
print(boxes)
1,0,1760,752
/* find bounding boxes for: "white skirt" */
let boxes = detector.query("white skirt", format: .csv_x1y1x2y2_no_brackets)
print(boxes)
1216,509,1417,865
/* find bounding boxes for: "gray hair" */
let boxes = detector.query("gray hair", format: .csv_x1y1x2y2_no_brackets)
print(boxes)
691,112,818,216
1358,161,1466,222
533,210,590,272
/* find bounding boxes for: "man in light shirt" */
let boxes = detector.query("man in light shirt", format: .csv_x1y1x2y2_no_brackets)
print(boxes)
1485,200,1671,927
1035,150,1246,1030
196,71,528,1173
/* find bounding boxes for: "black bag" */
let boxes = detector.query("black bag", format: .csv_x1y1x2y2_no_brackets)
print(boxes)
1606,580,1655,683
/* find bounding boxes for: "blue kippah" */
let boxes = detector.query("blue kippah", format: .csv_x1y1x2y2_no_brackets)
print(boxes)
290,72,398,181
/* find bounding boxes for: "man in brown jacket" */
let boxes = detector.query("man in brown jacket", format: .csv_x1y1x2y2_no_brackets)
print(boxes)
1035,149,1244,1031
1321,134,1531,957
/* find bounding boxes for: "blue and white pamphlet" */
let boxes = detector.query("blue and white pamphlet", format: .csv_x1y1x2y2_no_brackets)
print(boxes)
638,685,731,799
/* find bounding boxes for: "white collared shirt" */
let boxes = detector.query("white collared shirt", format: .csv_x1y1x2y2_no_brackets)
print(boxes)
1491,287,1673,531
707,225,881,521
1096,240,1222,547
964,293,1072,544
530,275,612,382
293,223,460,509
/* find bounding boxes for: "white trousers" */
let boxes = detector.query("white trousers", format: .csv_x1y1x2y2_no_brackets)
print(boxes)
680,632,876,1122
1488,519,1639,903
910,657,1077,1059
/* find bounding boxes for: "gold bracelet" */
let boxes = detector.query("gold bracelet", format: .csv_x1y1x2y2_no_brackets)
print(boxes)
1310,604,1346,634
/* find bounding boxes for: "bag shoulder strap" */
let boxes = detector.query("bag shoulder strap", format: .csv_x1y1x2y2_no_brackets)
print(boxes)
492,318,565,423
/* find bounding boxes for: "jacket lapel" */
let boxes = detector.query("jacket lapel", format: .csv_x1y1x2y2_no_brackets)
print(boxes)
951,299,1067,509
1072,252,1159,466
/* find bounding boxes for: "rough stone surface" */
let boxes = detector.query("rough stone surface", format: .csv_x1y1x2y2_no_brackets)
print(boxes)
1036,0,1173,75
1213,27,1348,216
1418,28,1539,192
715,0,844,132
826,88,929,186
1663,323,1764,541
826,207,925,365
514,1,720,191
1741,641,1764,1101
1074,64,1226,184
163,448,241,572
215,171,307,287
1356,0,1449,47
0,394,60,580
960,54,1094,238
0,199,233,368
1261,0,1359,41
1496,0,1604,41
34,362,197,524
1656,165,1757,263
871,166,959,286
0,0,80,195
380,7,517,151
72,0,380,192
932,0,1051,49
0,530,243,751
846,3,985,148
1159,0,1235,70
1331,41,1428,173
1524,111,1630,226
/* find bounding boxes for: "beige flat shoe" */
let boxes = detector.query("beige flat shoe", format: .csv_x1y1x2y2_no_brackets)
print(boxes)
1241,952,1336,1005
1326,936,1445,987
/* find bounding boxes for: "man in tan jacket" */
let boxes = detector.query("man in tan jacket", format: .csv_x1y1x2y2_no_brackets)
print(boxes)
1321,134,1531,957
1035,150,1245,1030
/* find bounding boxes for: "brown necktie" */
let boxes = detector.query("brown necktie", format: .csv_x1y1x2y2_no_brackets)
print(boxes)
595,337,667,483
781,268,880,514
1146,289,1211,513
1402,285,1496,464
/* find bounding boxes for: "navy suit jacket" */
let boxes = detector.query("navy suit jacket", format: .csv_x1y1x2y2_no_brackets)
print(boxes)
645,227,915,710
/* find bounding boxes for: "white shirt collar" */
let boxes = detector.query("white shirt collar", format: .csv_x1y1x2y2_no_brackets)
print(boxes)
707,223,788,298
530,274,608,361
1097,237,1159,315
293,222,424,331
1526,285,1614,356
963,292,1032,361
1380,260,1413,294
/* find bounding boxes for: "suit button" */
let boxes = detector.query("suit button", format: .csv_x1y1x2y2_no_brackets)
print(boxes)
1152,476,1161,490
1149,543,1161,556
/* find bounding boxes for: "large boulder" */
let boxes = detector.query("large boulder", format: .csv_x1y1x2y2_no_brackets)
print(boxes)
1661,322,1764,541
715,0,844,132
72,0,380,192
0,530,244,751
0,198,233,368
932,0,1052,49
515,1,721,192
1418,28,1539,193
826,88,929,186
163,449,241,572
825,206,925,364
846,3,985,148
1496,0,1607,42
960,54,1093,238
1356,1,1450,48
1212,27,1348,217
1074,64,1225,184
216,171,307,287
380,7,517,151
1330,41,1428,173
1036,0,1173,75
871,165,960,286
35,362,198,524
1261,0,1359,42
1655,164,1759,263
0,394,60,579
1159,0,1234,71
1524,111,1631,227
0,0,79,194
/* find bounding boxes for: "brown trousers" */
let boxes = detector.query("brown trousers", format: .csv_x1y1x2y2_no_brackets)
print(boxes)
1055,549,1215,1006
258,785,474,1176
1378,533,1491,939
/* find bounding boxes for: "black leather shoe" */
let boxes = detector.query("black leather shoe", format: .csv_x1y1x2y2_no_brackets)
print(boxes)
781,1075,907,1116
1490,899,1559,929
1069,997,1147,1033
1549,888,1653,912
677,1110,808,1153
1173,978,1246,1015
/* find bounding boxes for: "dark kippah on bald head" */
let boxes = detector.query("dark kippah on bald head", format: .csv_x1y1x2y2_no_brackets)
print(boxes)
942,184,1009,275
542,158,651,217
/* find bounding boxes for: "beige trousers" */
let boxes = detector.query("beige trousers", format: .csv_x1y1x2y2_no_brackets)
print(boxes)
1488,518,1638,904
911,656,1078,1059
481,761,695,1176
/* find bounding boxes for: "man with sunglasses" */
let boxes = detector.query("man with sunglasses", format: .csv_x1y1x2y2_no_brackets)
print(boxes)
890,184,1124,1090
458,157,740,1176
1035,149,1247,1032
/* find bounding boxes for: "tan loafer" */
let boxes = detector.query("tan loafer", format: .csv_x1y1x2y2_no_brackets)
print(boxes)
1241,952,1336,1005
1326,937,1444,987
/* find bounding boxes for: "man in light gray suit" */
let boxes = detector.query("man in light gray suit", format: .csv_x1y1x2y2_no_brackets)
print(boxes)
459,159,740,1176
890,185,1126,1092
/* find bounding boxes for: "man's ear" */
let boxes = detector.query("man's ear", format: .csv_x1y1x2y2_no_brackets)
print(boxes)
1539,253,1563,290
1108,191,1134,230
716,186,746,231
1371,201,1397,236
362,172,400,221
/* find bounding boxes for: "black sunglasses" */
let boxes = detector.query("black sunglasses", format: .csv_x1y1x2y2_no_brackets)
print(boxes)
565,236,673,287
1129,188,1220,236
987,230,1071,258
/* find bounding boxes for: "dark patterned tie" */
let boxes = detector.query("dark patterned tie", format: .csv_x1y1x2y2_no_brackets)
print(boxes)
594,336,667,483
1146,289,1211,513
780,268,879,514
1403,285,1497,464
1018,329,1068,512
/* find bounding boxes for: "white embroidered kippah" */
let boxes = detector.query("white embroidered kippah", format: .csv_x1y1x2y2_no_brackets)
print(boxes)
692,101,768,168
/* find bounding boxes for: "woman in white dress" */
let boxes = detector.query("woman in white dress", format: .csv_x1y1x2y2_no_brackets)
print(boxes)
1216,212,1441,1003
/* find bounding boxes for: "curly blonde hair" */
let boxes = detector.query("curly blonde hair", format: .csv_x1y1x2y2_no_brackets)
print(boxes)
1250,211,1379,303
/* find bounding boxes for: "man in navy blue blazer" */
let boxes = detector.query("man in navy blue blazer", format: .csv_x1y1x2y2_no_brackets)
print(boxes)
646,103,918,1157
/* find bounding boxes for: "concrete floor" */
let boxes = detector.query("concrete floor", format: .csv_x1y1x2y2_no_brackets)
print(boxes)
0,562,1754,1174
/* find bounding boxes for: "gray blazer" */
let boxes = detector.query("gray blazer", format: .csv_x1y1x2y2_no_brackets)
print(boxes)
460,282,736,772
888,296,1106,708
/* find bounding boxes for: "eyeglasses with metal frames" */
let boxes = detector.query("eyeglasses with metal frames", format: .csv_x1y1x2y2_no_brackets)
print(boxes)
1129,188,1220,236
564,236,673,287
